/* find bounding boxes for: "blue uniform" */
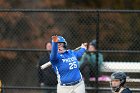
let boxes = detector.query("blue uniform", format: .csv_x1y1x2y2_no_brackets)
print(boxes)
121,88,132,93
50,42,86,85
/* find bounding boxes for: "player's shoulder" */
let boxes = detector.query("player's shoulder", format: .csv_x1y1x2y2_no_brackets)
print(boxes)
122,88,132,93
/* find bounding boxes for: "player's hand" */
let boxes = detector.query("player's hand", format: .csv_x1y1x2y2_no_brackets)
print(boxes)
81,43,88,49
52,35,58,42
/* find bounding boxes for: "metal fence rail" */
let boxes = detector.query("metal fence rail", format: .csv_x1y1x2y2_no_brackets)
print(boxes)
0,9,140,12
1,86,140,92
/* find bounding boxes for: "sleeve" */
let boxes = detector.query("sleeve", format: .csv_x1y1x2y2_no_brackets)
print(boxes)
73,48,86,59
50,42,59,64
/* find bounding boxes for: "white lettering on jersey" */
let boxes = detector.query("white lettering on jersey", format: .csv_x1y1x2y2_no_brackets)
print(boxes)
62,57,77,63
62,57,78,70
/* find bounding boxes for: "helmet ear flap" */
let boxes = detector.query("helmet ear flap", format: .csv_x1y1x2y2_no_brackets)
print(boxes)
120,79,126,86
63,43,67,49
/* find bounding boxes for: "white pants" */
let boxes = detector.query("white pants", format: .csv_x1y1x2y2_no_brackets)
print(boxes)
57,80,85,93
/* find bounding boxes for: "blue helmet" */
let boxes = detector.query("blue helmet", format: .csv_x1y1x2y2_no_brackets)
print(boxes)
58,36,67,48
110,72,127,92
111,72,126,85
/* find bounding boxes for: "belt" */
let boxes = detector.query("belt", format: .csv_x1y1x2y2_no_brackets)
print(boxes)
60,79,82,86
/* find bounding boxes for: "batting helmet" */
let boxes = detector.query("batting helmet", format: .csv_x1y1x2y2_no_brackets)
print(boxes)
58,36,67,48
110,72,127,92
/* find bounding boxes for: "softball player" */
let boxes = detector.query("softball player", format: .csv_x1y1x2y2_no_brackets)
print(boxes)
50,35,87,93
110,72,132,93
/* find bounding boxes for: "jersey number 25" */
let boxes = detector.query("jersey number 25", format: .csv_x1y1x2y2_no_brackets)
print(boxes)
69,62,77,70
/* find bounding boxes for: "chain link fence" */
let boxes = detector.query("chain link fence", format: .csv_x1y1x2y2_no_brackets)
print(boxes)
0,9,140,93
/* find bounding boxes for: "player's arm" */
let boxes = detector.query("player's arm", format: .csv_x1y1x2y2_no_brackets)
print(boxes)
41,36,58,69
50,36,58,62
74,43,87,58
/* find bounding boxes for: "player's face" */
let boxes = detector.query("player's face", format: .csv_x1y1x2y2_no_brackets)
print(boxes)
111,79,121,87
58,43,66,53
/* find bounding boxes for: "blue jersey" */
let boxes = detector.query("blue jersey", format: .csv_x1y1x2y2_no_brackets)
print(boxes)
121,88,132,93
50,42,86,84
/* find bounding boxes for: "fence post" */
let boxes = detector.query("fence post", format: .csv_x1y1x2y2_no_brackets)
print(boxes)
95,10,100,93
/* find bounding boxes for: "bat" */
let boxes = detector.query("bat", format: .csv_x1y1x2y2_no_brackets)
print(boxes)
41,61,52,69
40,43,87,70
